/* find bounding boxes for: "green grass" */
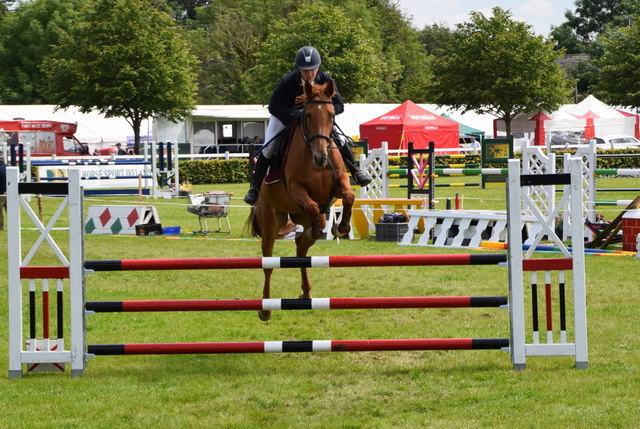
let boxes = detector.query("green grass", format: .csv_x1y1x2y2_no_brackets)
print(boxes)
1,177,639,428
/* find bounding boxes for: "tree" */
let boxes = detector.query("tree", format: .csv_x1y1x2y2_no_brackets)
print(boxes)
550,0,640,104
181,0,306,104
252,5,385,103
183,0,286,104
550,22,588,54
43,0,198,153
550,21,595,101
0,0,83,103
419,24,456,58
359,0,433,102
565,59,599,102
563,0,640,42
166,0,210,23
428,7,572,136
181,0,429,103
0,0,15,15
594,21,640,109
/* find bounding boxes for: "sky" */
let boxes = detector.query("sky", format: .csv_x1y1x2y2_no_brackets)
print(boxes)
396,0,577,36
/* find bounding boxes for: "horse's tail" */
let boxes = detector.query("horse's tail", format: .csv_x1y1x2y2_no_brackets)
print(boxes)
245,205,261,238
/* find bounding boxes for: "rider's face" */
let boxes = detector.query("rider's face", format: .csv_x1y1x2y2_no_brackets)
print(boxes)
299,68,319,82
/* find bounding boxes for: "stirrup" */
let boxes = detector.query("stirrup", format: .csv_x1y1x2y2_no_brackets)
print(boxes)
244,188,259,205
354,170,372,186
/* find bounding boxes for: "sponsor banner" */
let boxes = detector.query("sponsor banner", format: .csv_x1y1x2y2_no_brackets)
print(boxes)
38,164,149,189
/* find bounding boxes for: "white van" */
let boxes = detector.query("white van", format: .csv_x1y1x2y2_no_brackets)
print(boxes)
587,135,640,149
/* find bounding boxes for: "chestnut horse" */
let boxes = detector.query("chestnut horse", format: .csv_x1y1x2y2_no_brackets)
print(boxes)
249,79,355,321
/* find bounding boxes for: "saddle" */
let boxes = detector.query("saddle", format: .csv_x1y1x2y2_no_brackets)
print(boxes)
264,125,297,184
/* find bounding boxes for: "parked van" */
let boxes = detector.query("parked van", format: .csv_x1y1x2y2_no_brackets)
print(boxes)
0,119,89,156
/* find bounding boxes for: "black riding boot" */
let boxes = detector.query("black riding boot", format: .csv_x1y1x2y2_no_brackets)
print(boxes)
338,143,372,186
244,154,270,205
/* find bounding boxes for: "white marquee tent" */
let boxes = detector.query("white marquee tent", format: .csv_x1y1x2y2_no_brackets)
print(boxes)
493,95,640,146
154,103,495,153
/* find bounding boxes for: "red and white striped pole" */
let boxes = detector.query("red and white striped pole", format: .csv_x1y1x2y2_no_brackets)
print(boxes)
86,296,508,313
88,338,510,355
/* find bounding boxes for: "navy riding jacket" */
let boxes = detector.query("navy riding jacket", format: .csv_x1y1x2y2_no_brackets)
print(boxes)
268,70,344,126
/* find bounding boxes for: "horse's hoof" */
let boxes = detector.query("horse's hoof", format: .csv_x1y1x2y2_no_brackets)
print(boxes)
332,223,350,238
258,310,271,321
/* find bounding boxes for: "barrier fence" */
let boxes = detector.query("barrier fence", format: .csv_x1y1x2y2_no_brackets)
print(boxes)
85,296,509,312
6,158,588,377
82,253,507,272
2,141,179,198
363,141,640,243
88,339,511,356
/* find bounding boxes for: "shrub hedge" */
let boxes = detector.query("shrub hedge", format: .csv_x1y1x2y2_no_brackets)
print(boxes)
388,149,640,170
176,148,640,184
179,159,250,184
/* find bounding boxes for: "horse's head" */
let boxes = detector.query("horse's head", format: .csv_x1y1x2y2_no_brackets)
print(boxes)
300,79,336,168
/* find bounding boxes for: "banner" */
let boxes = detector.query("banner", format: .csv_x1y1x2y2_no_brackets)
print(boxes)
37,164,150,189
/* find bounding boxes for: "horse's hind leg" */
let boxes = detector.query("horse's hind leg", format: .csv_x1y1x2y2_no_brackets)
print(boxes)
287,182,326,240
295,231,316,299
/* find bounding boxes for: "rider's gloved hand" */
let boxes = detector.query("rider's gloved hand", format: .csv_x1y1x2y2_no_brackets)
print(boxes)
291,109,303,120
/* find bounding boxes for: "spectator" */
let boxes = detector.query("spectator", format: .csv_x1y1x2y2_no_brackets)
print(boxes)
115,143,128,155
470,137,481,154
248,136,261,155
241,136,250,153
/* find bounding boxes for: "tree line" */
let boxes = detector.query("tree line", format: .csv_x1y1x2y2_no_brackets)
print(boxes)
0,0,638,147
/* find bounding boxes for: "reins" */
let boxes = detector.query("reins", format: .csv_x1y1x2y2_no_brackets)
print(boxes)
300,98,338,213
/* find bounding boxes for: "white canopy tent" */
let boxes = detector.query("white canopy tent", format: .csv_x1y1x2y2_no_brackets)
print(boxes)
154,103,495,154
154,105,270,154
493,95,640,147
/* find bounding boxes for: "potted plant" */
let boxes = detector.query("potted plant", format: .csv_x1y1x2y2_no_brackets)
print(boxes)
178,180,192,197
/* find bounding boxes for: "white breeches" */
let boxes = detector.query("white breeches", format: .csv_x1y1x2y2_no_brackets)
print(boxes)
262,115,285,159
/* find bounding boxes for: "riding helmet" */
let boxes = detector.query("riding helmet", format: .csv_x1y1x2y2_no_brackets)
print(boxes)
295,46,321,70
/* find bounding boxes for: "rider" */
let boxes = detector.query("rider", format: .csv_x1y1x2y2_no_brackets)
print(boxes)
243,46,372,205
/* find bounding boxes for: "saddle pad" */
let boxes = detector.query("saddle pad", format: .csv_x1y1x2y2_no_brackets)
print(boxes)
264,126,296,184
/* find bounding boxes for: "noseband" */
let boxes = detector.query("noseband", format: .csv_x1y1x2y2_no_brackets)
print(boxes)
301,99,334,149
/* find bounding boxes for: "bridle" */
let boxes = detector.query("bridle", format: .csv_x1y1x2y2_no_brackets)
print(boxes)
301,99,334,150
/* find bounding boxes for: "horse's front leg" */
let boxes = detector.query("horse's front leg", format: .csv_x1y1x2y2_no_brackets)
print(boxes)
294,230,316,299
288,182,325,239
256,204,286,321
333,176,355,238
260,268,273,321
